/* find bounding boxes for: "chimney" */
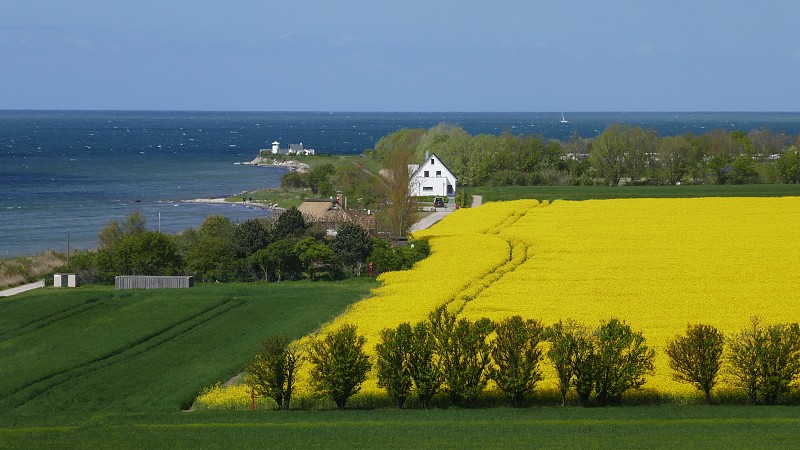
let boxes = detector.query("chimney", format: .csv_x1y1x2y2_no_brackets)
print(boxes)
337,191,344,208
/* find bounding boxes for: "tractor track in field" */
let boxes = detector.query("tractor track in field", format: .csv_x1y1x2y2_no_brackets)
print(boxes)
0,298,247,412
0,294,115,344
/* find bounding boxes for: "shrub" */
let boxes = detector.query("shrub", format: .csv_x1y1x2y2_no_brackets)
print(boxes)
593,318,655,406
244,335,302,410
430,307,494,406
407,321,442,408
308,324,371,409
375,323,413,408
728,317,800,404
665,324,725,404
489,315,545,406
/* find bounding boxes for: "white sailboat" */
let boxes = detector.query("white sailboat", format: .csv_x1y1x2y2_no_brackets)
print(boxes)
560,113,569,123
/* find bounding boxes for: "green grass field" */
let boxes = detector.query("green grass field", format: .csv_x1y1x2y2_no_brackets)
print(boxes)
469,183,800,203
0,280,376,417
3,224,800,447
1,406,798,449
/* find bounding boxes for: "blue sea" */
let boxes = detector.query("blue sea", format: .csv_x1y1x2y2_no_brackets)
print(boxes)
2,111,799,257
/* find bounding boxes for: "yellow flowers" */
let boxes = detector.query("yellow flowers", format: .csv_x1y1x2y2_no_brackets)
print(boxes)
203,196,800,403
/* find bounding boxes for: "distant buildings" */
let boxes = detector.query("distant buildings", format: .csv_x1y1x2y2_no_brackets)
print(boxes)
264,141,316,156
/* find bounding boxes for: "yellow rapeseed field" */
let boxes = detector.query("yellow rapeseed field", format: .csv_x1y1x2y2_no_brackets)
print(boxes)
198,196,800,407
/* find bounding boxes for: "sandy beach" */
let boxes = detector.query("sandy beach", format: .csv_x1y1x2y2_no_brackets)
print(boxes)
181,197,282,211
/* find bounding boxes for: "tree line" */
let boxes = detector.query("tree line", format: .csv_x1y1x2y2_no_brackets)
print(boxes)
367,123,800,187
64,209,429,284
246,313,800,410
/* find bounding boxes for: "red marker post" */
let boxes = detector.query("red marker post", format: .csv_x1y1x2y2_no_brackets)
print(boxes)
368,261,373,278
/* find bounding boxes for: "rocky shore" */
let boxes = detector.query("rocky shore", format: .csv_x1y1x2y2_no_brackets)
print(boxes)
240,156,310,173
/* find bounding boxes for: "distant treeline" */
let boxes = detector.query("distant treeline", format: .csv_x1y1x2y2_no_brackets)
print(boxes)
366,123,800,187
65,210,429,284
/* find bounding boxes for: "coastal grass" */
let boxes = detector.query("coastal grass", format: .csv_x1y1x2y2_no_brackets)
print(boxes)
0,279,377,416
468,183,800,203
0,251,66,289
1,406,799,449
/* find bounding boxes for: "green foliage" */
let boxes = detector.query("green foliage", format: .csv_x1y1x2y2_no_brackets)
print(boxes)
369,239,430,275
115,231,182,276
429,307,494,406
489,316,545,406
593,319,655,406
776,146,800,183
232,218,270,258
331,223,372,276
274,207,309,240
294,237,335,281
375,323,414,408
665,324,725,404
308,324,372,409
407,321,442,408
307,163,336,195
245,335,303,410
728,317,800,404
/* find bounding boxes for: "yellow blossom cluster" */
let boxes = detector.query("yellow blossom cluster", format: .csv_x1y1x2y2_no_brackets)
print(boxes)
459,197,800,394
206,196,800,403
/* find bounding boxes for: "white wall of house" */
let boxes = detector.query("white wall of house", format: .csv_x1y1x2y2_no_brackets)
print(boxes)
409,153,457,197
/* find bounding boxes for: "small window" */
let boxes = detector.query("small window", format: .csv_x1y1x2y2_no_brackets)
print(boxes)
422,186,433,192
424,171,429,177
431,158,435,164
436,171,441,177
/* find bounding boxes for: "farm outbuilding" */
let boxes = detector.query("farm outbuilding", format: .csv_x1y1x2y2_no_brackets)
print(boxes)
115,276,194,290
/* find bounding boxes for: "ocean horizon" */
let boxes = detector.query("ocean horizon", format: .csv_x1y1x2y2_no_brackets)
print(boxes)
2,110,799,258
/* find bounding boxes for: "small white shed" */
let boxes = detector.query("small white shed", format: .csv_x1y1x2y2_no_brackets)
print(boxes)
54,273,77,288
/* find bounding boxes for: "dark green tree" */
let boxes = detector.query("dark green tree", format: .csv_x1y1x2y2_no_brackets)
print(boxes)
489,316,545,406
665,324,725,404
245,335,302,410
375,323,413,408
294,237,335,281
274,206,309,240
308,324,372,409
331,223,372,276
233,218,270,258
115,231,182,276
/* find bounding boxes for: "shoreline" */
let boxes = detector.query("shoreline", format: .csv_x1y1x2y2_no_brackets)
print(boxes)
238,156,310,173
180,197,285,212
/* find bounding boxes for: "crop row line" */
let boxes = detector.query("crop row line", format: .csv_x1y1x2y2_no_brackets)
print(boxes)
0,295,115,344
0,298,247,412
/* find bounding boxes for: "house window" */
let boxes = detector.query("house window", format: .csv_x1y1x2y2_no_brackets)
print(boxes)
422,186,433,192
436,171,441,177
431,158,435,164
424,171,429,177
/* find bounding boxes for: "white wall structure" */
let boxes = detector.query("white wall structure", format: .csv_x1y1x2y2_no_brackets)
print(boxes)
54,273,77,288
408,153,457,197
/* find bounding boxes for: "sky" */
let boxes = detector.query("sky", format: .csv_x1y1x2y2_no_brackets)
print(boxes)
2,0,799,112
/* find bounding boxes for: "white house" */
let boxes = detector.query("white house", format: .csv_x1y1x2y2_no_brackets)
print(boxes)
268,141,316,156
408,153,457,197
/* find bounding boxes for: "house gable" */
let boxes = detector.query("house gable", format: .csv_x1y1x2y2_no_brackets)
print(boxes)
408,153,457,197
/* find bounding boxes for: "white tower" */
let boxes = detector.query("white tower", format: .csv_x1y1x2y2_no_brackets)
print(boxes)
271,141,280,154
